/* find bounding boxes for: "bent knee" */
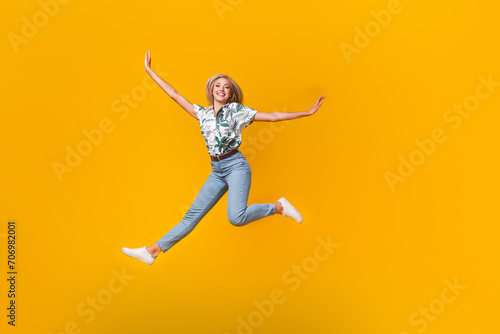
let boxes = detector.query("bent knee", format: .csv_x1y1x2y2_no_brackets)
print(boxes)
228,214,246,226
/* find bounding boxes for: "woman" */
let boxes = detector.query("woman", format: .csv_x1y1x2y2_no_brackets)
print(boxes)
122,50,326,265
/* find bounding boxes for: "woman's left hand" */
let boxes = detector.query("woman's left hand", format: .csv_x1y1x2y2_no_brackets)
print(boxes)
306,95,326,116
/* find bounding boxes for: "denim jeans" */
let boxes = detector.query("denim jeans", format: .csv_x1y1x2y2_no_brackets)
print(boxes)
156,151,276,252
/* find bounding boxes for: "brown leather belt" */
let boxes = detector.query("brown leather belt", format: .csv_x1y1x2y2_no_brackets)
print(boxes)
210,149,239,161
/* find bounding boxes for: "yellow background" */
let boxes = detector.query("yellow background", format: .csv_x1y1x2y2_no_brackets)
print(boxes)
2,0,500,333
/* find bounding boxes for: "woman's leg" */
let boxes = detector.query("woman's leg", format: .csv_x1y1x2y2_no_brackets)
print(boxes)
225,158,276,226
144,197,282,256
155,171,228,253
122,171,228,264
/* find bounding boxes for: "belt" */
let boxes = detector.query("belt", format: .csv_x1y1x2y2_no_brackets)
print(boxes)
210,149,239,161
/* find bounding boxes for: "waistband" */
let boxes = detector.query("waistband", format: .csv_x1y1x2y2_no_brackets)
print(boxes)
210,148,239,161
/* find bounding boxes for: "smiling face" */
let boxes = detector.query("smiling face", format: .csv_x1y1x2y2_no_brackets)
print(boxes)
212,78,232,105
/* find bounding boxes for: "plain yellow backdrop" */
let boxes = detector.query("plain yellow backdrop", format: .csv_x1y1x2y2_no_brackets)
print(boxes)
1,0,500,333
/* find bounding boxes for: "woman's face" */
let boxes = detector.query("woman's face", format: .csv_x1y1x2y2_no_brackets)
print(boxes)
212,78,232,104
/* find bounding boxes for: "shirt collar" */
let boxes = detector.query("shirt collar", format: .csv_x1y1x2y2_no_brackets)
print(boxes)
209,103,230,115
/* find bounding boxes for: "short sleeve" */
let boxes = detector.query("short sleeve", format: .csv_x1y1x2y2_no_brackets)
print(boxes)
231,103,258,132
193,104,207,122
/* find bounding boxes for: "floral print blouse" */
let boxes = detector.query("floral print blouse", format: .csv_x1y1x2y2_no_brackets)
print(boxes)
193,102,258,156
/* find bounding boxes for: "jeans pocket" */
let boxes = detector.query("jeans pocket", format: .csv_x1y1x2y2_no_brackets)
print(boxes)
238,154,250,169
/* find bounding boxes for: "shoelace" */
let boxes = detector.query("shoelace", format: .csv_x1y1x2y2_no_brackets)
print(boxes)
279,201,297,219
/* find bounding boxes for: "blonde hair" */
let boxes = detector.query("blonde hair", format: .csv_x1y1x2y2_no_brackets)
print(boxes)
205,73,243,106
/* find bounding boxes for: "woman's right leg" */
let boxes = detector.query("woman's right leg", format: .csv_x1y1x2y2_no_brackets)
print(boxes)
155,171,228,253
148,202,283,255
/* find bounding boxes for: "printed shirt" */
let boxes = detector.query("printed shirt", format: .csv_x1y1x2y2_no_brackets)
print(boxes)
193,102,258,156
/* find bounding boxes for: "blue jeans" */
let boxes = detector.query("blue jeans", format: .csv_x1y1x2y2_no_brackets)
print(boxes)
156,151,276,252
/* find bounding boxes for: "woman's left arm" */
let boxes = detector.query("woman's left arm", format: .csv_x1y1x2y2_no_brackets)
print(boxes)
253,95,326,122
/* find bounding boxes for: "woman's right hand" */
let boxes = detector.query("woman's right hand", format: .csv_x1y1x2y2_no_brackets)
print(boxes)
144,50,152,73
141,51,196,118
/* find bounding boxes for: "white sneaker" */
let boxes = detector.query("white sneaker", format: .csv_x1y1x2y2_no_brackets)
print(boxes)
121,246,157,265
277,197,303,223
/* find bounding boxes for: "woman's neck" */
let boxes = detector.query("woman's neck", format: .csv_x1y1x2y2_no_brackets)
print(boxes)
213,101,226,115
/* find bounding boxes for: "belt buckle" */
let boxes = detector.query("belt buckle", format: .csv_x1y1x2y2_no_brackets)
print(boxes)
213,149,236,161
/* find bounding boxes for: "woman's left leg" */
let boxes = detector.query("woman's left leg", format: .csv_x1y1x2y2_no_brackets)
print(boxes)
225,155,276,226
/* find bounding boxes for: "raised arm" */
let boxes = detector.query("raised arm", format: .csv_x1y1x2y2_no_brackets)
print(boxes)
144,50,196,119
253,95,326,122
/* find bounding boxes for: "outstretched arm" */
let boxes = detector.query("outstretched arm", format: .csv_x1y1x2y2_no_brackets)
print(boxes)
144,50,196,119
253,95,326,122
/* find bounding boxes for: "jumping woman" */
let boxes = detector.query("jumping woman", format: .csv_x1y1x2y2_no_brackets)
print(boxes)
122,50,326,265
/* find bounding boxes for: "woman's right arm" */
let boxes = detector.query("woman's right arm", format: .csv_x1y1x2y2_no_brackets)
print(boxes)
144,50,197,119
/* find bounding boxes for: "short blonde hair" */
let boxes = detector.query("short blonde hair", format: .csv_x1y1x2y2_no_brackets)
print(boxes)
205,73,243,105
